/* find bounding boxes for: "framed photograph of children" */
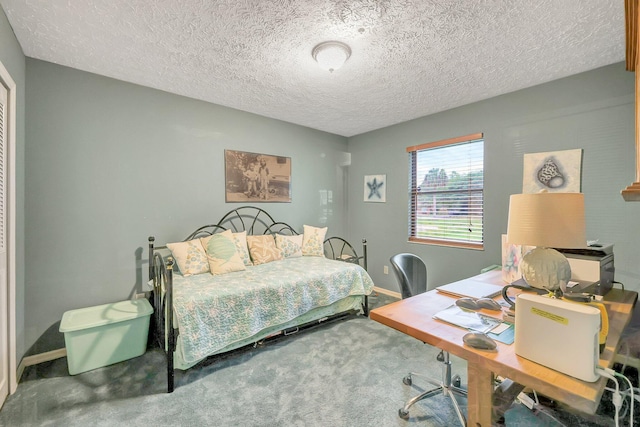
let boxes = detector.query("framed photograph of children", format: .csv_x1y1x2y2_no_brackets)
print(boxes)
224,150,292,203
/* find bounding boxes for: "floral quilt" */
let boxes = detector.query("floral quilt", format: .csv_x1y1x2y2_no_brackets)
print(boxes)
172,256,374,363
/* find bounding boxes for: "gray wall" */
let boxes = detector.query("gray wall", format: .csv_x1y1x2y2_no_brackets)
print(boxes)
7,9,640,356
0,9,26,364
25,59,349,353
348,63,638,294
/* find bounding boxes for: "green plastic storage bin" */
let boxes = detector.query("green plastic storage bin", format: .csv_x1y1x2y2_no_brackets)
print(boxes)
59,299,153,375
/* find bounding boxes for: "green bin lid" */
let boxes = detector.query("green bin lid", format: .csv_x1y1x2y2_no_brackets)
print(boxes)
59,299,153,332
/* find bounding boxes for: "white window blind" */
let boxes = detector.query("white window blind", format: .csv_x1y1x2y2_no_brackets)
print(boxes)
407,133,484,249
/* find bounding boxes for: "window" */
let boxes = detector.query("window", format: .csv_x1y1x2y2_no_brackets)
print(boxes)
407,133,484,249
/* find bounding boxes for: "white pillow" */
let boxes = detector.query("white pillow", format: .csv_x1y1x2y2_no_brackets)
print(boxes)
166,239,209,276
232,231,253,266
275,234,303,258
301,225,327,257
200,230,246,275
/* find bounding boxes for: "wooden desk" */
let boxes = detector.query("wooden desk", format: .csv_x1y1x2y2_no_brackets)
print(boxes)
370,270,637,427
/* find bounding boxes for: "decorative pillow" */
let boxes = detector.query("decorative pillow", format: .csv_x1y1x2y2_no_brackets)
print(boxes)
246,235,283,265
166,239,209,276
301,225,327,257
275,234,303,258
232,231,253,266
200,230,246,275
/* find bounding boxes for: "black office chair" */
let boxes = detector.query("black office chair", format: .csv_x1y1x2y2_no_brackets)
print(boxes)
389,253,467,425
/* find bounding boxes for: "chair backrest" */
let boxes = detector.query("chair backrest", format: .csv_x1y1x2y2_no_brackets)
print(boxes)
390,253,427,299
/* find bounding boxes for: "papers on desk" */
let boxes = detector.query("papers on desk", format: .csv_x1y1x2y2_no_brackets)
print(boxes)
433,305,502,334
489,323,515,345
433,305,515,344
436,278,504,299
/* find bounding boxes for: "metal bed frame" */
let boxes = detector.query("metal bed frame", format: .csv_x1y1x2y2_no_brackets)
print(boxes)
148,206,369,393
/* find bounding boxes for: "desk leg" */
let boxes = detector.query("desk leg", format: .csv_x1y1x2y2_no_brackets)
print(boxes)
467,363,493,427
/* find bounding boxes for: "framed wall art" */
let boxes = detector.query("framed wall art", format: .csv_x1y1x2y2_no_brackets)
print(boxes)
364,174,386,203
522,149,582,193
224,150,291,203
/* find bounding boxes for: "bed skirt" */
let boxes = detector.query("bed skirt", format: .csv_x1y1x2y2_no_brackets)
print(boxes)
174,295,365,369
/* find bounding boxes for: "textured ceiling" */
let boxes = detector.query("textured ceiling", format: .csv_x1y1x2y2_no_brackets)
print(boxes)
0,0,626,137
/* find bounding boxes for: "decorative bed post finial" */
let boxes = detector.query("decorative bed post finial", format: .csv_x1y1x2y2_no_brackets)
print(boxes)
148,236,156,283
362,239,368,271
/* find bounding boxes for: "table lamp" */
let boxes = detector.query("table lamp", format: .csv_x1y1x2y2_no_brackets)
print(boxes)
506,192,586,291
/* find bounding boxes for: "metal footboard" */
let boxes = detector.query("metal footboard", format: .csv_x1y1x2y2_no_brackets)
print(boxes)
323,237,369,315
148,236,176,393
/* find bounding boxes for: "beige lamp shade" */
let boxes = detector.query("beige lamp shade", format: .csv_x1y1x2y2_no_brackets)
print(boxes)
506,192,586,249
506,192,586,290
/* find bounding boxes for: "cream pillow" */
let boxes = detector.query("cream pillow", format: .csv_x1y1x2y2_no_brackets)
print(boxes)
166,239,209,276
301,225,327,257
275,234,303,258
200,230,246,275
246,235,283,265
232,231,253,266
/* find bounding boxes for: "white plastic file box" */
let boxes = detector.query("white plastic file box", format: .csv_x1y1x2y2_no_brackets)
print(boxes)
59,299,153,375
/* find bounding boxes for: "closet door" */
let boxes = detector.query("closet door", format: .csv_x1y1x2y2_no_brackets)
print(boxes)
0,81,7,408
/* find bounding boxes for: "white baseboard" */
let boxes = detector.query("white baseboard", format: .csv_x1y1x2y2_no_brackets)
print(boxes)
17,348,67,383
372,286,401,299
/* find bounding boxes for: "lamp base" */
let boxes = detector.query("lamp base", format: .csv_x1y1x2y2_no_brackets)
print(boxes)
521,247,571,291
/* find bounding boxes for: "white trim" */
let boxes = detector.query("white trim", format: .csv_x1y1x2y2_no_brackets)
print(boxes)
372,286,401,299
15,359,23,385
17,349,67,383
0,60,17,395
22,348,66,367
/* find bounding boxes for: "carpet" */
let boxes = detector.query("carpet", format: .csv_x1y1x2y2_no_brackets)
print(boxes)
0,293,627,426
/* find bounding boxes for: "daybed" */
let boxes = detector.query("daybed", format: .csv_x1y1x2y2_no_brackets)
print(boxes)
148,206,374,392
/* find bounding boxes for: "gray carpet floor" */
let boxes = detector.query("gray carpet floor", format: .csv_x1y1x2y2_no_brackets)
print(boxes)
0,293,627,426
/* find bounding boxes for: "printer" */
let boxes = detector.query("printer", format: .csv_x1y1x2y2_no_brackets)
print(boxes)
555,244,615,296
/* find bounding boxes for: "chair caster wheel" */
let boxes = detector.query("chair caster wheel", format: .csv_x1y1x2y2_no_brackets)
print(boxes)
452,374,461,388
398,408,409,419
403,375,412,386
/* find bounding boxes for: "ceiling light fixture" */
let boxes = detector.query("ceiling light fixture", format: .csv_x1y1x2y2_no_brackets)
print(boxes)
312,41,351,72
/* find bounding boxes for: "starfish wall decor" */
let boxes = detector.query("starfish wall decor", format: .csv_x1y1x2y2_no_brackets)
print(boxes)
364,174,386,203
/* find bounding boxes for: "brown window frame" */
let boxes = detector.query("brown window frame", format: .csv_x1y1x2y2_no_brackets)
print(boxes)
407,133,484,250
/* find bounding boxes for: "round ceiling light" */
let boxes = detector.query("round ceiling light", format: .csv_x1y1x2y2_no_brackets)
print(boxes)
312,41,351,73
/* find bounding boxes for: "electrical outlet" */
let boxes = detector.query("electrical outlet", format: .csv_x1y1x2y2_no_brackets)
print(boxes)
383,265,389,275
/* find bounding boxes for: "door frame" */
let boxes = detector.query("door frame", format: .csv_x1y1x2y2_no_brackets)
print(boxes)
0,59,17,395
